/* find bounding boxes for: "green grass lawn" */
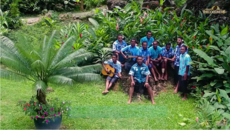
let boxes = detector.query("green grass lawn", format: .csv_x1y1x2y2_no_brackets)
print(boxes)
1,78,198,129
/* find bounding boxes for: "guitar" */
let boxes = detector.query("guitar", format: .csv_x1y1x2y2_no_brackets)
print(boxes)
101,64,116,77
124,52,137,62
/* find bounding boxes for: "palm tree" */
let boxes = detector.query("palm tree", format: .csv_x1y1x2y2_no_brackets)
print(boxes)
0,30,102,104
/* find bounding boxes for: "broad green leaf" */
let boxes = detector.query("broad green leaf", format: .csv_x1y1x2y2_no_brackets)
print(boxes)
219,89,229,100
88,18,99,29
210,81,217,86
214,68,225,74
214,102,226,109
193,49,216,66
220,26,228,36
222,113,230,120
209,45,220,51
203,91,215,98
224,83,230,88
205,30,220,41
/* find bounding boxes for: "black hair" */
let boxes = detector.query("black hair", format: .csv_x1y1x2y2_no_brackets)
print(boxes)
178,37,184,43
131,38,136,42
181,45,187,51
147,31,152,34
153,40,159,44
117,34,122,38
166,43,171,46
112,54,118,58
136,55,143,59
142,41,147,45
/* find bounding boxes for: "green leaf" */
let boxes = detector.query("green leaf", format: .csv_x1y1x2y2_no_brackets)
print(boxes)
222,113,230,120
210,81,217,86
178,123,186,126
88,18,99,29
205,30,220,41
219,89,229,100
214,68,225,74
203,91,215,98
220,26,228,36
216,89,221,103
160,0,164,6
193,49,216,66
209,45,220,51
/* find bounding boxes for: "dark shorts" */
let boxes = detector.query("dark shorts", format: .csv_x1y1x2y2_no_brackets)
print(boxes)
174,66,179,85
162,59,174,68
134,81,148,94
106,76,118,83
148,61,161,68
178,75,189,93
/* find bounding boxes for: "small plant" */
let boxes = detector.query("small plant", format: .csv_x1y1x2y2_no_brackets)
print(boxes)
42,17,56,27
18,96,71,123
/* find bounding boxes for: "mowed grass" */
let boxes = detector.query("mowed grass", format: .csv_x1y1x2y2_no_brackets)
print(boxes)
1,78,198,129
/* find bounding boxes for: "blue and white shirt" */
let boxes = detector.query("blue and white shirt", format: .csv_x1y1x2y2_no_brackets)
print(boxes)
139,47,151,62
112,40,127,52
121,45,139,61
178,53,191,76
140,36,155,48
161,47,175,58
129,63,151,83
174,44,188,66
104,59,122,78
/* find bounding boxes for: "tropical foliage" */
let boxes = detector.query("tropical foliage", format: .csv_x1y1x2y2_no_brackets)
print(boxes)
0,31,101,123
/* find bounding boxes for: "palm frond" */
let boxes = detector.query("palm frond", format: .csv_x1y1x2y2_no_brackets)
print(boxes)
0,54,31,75
0,68,29,81
0,36,31,69
50,49,92,69
48,75,74,85
67,73,101,81
55,64,102,75
42,30,56,70
49,36,75,69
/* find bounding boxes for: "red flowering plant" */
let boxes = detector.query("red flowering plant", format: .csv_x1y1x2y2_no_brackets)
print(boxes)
18,96,71,124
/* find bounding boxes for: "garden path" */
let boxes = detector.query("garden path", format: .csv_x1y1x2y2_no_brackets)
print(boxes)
21,5,108,25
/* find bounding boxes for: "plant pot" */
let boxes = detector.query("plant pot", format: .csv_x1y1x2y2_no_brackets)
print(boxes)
34,115,62,129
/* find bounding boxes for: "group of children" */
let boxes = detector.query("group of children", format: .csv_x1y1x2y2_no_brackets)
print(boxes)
102,31,192,104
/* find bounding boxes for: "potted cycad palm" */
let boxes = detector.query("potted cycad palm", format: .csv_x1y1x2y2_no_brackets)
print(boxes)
0,31,101,129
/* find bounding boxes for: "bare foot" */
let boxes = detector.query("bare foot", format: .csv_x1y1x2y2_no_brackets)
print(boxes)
154,78,158,82
151,100,156,104
127,100,131,104
173,90,178,93
158,76,161,80
182,97,187,100
102,90,109,94
164,75,168,80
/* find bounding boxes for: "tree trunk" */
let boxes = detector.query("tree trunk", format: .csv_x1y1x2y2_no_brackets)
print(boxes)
80,0,84,11
36,89,47,105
